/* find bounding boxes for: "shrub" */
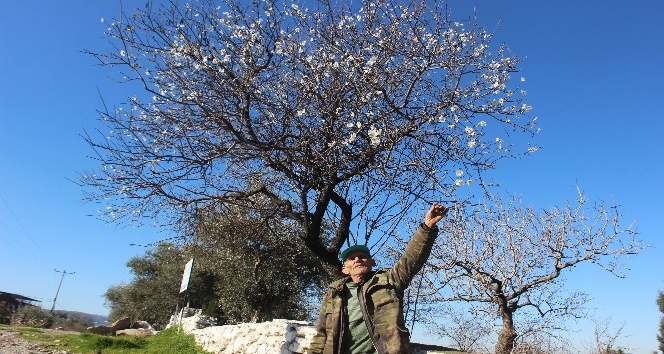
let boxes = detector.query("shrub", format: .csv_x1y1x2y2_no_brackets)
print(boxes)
51,311,94,331
10,306,54,328
0,301,12,324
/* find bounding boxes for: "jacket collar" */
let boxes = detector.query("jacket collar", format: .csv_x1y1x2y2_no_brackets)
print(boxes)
328,271,379,295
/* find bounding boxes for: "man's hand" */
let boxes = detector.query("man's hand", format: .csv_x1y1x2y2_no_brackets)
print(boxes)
424,202,449,228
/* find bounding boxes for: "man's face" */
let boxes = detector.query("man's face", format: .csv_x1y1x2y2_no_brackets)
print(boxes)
342,252,375,279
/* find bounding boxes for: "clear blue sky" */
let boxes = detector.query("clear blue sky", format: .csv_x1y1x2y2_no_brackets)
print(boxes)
1,1,662,352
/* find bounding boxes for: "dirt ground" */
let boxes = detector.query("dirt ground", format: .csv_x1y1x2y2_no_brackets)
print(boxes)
0,327,72,354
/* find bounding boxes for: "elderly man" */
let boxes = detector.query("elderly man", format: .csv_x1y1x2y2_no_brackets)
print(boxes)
308,202,449,354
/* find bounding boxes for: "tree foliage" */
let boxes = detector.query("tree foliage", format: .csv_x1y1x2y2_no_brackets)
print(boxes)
80,0,538,272
0,301,11,324
184,204,330,323
401,189,640,354
104,209,329,328
104,243,187,328
658,290,664,353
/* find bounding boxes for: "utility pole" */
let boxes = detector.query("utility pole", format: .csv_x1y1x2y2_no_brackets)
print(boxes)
50,269,75,313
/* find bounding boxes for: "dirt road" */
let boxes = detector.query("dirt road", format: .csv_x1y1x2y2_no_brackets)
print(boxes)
0,327,70,354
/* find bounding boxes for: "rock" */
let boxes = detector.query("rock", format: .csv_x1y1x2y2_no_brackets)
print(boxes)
116,328,156,337
166,307,217,332
132,320,155,331
86,325,114,335
87,316,133,336
110,317,132,331
115,321,158,337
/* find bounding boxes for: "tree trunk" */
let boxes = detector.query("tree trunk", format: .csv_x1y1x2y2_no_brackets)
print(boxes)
495,312,517,354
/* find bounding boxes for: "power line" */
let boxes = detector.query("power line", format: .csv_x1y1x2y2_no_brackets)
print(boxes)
0,192,57,267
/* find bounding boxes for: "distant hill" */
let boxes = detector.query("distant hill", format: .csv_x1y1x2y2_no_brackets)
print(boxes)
50,310,108,326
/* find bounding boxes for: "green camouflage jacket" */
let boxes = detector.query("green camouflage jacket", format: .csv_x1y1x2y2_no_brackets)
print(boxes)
307,224,439,354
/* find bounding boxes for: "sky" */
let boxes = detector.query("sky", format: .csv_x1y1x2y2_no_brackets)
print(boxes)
0,0,662,353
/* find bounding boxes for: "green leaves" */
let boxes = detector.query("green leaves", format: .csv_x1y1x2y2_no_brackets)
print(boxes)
105,207,329,327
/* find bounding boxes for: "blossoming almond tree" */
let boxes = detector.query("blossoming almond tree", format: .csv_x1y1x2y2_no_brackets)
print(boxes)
80,0,538,274
412,189,640,354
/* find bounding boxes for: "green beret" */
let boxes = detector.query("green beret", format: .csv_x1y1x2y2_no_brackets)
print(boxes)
340,245,371,261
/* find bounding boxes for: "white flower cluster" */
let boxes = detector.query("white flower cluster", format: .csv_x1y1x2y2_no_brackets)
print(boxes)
96,0,540,210
367,126,382,147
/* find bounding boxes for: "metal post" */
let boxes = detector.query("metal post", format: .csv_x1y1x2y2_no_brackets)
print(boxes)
50,269,75,313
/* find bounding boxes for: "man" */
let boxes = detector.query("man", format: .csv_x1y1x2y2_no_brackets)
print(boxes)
308,202,449,354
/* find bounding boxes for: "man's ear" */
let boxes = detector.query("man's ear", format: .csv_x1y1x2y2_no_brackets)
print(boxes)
341,263,350,275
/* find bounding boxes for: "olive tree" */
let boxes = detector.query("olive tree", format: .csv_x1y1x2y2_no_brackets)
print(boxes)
81,0,537,273
658,290,664,353
184,204,330,323
105,207,329,327
104,243,185,328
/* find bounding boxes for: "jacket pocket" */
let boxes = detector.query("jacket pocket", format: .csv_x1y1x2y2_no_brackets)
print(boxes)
324,307,337,329
371,286,400,309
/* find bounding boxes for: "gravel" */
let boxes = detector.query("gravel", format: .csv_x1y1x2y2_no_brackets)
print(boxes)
0,327,74,354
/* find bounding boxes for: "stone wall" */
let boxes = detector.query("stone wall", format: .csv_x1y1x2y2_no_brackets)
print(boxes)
169,308,465,354
191,319,314,354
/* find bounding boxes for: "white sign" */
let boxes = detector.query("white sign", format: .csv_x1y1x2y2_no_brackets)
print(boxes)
179,258,194,293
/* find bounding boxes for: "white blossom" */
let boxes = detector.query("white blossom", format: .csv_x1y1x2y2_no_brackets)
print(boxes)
346,132,357,145
368,125,381,147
